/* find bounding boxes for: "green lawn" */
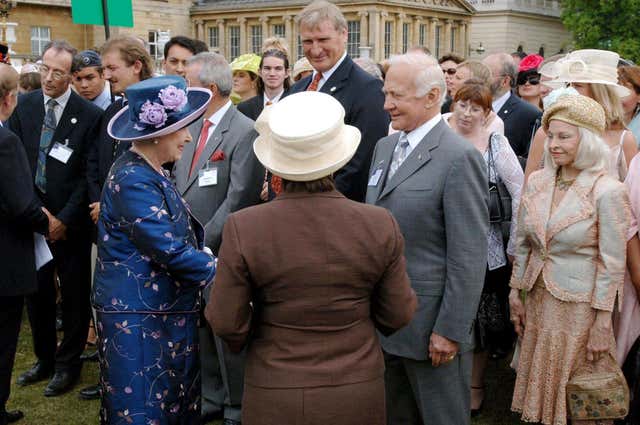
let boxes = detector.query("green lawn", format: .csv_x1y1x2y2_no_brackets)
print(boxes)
8,313,526,425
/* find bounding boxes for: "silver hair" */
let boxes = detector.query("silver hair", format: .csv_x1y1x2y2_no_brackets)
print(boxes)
543,127,608,172
296,0,348,32
387,53,446,104
186,52,233,97
353,57,382,81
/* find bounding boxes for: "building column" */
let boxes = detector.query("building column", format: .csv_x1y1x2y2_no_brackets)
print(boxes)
284,15,294,58
458,21,467,57
358,11,368,47
217,19,225,57
429,17,438,54
413,16,422,48
238,17,247,54
368,10,380,61
260,16,269,40
194,19,204,41
395,13,405,54
443,19,452,54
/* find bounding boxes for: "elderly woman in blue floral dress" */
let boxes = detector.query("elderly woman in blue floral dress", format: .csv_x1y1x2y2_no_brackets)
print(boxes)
92,76,215,424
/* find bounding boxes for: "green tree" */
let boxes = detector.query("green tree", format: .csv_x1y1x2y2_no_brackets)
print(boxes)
561,0,640,62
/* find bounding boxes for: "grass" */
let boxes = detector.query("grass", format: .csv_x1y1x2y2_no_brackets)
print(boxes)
8,312,527,425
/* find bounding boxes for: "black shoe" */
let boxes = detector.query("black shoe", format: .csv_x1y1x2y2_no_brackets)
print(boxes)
222,419,241,425
43,370,80,397
470,385,484,417
16,362,53,386
80,351,99,362
201,411,223,423
78,384,101,400
3,410,24,424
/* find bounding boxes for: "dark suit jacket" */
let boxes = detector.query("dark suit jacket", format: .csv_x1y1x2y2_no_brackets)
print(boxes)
8,89,102,231
206,191,416,388
87,98,128,203
497,92,542,158
287,56,390,202
0,126,49,296
236,93,264,121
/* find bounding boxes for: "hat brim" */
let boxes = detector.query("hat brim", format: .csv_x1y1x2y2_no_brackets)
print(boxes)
253,124,361,182
550,77,631,97
107,88,211,141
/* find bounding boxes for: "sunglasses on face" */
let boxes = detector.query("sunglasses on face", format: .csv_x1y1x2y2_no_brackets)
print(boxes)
441,68,457,75
517,75,540,86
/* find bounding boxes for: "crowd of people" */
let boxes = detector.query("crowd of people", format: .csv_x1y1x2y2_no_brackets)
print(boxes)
3,1,640,424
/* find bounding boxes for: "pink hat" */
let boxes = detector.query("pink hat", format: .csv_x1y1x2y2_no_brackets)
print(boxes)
519,54,544,73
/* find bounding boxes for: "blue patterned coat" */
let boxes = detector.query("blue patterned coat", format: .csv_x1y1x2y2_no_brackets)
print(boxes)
93,150,216,425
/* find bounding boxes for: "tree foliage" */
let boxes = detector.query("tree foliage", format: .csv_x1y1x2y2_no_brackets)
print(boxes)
561,0,640,63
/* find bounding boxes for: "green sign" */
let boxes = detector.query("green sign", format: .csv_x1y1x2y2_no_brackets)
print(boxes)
71,0,134,28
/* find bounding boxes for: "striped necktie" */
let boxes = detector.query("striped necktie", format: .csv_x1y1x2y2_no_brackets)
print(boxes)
36,99,58,193
388,134,410,180
306,72,323,91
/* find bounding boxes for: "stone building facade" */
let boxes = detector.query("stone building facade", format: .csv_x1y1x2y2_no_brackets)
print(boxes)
191,0,475,63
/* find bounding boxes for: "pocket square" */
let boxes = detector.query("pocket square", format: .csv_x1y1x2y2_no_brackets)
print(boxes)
210,150,225,161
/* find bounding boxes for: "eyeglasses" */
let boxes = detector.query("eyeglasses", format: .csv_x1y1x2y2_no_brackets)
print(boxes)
441,68,457,75
517,75,540,86
40,65,69,81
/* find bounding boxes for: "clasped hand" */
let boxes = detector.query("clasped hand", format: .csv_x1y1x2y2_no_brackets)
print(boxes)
428,332,458,367
42,207,66,242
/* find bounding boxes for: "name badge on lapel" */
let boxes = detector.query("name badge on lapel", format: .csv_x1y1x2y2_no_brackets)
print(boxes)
198,162,218,187
368,168,383,186
49,140,73,164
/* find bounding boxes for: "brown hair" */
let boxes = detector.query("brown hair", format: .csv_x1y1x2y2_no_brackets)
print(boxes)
100,35,154,81
18,72,41,93
618,65,640,95
282,176,336,193
453,78,493,112
439,53,464,65
257,48,291,94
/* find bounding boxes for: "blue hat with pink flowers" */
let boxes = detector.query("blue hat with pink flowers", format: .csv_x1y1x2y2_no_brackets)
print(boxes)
108,75,211,141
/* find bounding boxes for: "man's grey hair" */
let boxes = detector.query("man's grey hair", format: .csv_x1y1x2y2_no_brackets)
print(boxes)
388,53,447,104
296,0,347,32
186,52,232,97
354,57,382,81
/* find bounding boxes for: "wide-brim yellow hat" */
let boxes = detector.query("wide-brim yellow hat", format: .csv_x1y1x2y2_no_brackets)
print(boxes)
542,94,607,135
253,92,361,182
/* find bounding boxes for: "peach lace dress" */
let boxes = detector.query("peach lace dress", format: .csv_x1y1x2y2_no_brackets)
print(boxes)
512,185,617,425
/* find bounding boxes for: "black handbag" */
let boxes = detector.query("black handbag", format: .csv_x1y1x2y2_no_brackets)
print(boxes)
487,133,512,243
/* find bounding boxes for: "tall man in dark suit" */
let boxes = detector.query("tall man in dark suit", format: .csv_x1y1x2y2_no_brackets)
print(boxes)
287,0,389,202
8,40,102,397
178,52,263,425
366,53,488,425
483,53,541,158
0,64,50,425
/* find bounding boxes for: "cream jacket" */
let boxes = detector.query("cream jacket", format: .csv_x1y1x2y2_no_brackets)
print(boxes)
510,168,631,311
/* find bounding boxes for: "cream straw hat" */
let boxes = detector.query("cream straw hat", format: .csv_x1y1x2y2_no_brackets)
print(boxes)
253,92,361,182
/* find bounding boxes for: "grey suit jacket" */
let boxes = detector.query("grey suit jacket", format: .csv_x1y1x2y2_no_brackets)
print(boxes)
174,105,263,255
366,119,489,359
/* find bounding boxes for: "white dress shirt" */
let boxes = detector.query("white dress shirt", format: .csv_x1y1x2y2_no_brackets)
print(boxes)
310,51,347,91
43,86,72,125
399,113,443,157
263,90,284,107
492,91,511,114
201,100,233,143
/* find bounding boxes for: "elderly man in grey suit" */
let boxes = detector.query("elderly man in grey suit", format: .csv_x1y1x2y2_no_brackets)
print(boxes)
366,53,489,425
175,52,263,425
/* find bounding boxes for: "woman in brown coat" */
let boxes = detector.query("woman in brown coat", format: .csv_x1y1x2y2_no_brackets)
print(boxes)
205,91,417,425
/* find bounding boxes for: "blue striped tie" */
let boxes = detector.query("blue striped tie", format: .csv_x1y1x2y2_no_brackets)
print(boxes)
36,99,57,193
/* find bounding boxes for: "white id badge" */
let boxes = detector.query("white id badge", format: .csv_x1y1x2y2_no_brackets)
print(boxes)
368,168,383,186
198,168,218,187
49,142,73,164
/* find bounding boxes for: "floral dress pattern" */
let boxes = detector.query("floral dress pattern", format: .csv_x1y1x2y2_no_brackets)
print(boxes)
93,151,216,425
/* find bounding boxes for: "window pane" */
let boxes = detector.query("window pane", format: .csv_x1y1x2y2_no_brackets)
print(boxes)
419,24,426,47
435,26,441,58
209,27,219,47
251,25,262,54
229,26,240,60
402,23,409,54
273,24,285,38
384,22,392,59
347,21,360,58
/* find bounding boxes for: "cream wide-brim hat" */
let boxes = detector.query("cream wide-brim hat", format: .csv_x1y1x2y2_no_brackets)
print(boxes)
541,49,631,97
253,91,361,182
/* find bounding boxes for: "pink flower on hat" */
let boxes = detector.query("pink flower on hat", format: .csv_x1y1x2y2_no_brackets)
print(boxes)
519,54,545,73
158,85,188,111
139,101,168,128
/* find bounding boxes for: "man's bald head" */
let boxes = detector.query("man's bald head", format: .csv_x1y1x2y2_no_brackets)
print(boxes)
0,64,19,120
483,53,517,97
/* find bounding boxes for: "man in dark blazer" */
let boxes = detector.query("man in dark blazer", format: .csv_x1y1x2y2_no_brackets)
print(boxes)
484,53,541,158
178,52,263,425
0,65,50,425
287,0,389,202
7,40,102,397
366,54,489,425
